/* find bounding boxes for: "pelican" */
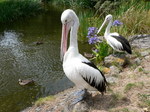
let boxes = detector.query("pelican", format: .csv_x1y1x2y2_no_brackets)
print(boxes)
97,14,132,54
60,9,107,103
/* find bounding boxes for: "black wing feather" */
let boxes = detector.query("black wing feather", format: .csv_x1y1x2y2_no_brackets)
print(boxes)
82,62,108,94
111,35,132,54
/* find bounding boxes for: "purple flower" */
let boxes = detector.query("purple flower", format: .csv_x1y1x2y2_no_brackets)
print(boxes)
113,20,123,26
88,37,99,44
87,27,99,44
87,27,98,37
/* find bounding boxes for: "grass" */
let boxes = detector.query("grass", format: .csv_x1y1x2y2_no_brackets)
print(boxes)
0,0,43,23
95,0,150,37
124,82,144,92
35,95,55,106
111,7,150,37
50,0,96,8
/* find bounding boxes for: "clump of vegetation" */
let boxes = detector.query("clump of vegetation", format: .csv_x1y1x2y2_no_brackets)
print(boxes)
0,0,43,23
92,41,111,63
35,96,55,106
111,7,150,37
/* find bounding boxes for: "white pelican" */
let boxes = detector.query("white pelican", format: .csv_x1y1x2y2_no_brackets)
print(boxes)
97,14,132,54
60,9,107,102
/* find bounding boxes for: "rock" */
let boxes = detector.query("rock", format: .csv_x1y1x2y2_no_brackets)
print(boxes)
140,51,149,57
143,107,149,112
102,67,110,74
72,101,89,112
84,52,93,58
130,34,150,49
145,55,150,60
134,66,143,73
133,58,141,65
104,55,127,67
109,65,121,75
106,76,118,83
35,107,41,112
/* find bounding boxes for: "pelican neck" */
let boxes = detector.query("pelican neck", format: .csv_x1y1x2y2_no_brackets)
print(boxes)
104,19,112,37
69,22,79,53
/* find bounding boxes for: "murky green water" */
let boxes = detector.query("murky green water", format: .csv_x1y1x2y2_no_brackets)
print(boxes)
0,5,91,112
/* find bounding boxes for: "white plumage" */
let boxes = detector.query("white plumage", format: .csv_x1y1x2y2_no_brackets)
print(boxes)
61,9,107,94
97,14,132,54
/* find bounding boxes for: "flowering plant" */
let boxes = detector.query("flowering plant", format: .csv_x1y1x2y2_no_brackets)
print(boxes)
87,27,111,63
87,27,99,44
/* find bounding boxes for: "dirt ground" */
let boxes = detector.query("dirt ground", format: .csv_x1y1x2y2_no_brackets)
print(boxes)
22,51,150,112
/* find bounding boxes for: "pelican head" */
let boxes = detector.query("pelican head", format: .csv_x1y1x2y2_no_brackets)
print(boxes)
97,14,113,34
60,9,79,61
105,14,112,21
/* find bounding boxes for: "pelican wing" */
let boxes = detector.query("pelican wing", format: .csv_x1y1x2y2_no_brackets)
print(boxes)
111,35,132,54
77,60,107,93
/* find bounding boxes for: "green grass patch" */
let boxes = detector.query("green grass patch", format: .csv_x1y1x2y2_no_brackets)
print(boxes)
124,82,144,92
0,0,43,23
35,95,55,106
124,83,137,92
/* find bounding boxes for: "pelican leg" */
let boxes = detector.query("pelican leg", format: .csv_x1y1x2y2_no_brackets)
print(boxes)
112,50,117,57
71,89,88,105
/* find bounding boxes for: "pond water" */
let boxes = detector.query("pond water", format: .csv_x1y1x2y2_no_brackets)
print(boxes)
0,5,91,112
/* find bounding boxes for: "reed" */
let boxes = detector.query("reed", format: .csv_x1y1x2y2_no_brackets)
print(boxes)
78,10,95,42
50,0,95,8
112,6,150,37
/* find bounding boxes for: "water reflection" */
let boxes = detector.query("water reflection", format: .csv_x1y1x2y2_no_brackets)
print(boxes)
0,31,24,58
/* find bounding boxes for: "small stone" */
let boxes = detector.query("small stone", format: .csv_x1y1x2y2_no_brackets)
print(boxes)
103,67,110,74
84,52,93,58
35,107,41,112
133,58,141,65
145,55,150,60
106,76,118,83
143,107,148,112
141,51,149,57
109,65,121,75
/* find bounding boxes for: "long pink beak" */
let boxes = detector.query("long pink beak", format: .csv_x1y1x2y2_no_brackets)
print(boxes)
60,23,69,61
